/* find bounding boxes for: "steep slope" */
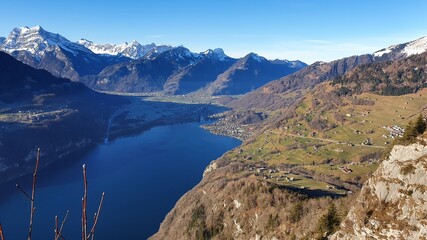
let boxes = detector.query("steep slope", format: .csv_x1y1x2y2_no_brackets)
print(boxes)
331,140,427,239
227,54,377,110
333,51,427,96
0,51,125,183
81,46,202,92
0,26,130,81
203,53,306,95
150,155,354,240
77,39,173,59
228,37,427,111
163,49,237,94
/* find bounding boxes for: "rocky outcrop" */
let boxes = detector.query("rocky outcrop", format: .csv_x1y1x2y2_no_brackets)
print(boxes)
331,141,427,239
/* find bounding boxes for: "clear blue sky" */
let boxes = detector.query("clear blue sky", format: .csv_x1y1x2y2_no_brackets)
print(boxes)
1,0,427,63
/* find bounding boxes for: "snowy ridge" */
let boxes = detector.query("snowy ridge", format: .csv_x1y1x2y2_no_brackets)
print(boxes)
373,36,427,57
270,59,307,68
1,26,91,57
402,36,427,56
78,39,173,59
162,46,202,64
202,48,228,61
248,52,267,62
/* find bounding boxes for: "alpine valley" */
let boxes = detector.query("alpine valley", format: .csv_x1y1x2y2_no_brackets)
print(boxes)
1,24,427,240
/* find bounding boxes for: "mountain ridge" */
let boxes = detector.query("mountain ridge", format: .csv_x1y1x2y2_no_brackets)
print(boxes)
0,26,306,95
0,26,131,81
77,38,173,59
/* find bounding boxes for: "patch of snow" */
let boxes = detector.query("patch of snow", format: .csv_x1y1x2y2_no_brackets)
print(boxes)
402,36,427,56
373,36,427,58
202,48,228,61
78,38,171,59
373,47,392,57
249,53,266,62
1,25,89,57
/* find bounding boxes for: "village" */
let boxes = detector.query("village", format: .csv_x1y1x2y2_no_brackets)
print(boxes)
0,107,71,125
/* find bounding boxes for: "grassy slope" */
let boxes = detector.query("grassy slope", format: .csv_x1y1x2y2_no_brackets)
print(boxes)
224,83,427,194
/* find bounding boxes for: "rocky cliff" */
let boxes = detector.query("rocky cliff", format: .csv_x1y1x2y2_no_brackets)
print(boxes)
331,140,427,239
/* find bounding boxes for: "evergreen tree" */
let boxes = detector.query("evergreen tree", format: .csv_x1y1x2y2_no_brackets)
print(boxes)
414,114,426,135
401,121,417,143
316,203,340,240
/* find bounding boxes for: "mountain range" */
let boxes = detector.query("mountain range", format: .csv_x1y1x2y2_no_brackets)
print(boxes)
0,26,130,81
77,38,173,59
0,26,307,95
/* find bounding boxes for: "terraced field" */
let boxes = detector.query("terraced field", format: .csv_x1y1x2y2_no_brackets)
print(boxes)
225,84,427,194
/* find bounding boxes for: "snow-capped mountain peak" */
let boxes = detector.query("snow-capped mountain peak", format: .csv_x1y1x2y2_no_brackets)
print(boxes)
1,25,90,57
374,36,427,58
247,52,267,63
78,38,172,59
202,48,228,61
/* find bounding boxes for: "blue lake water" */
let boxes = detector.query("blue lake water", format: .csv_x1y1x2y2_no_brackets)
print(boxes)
0,122,241,239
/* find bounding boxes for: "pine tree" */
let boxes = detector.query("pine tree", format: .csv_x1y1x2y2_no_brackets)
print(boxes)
316,203,340,240
414,114,426,135
401,121,417,143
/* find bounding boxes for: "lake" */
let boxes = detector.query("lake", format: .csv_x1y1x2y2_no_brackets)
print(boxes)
0,122,241,239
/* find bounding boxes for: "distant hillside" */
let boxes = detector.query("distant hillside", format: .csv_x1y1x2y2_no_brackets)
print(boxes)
81,46,202,92
227,54,378,110
333,51,427,96
163,49,237,95
0,51,126,183
201,53,306,96
227,37,427,111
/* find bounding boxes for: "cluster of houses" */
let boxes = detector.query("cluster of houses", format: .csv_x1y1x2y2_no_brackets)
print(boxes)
382,125,405,139
204,121,251,140
14,109,63,123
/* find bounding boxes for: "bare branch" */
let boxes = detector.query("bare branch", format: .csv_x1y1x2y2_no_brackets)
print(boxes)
54,216,59,240
0,223,5,240
88,192,105,240
16,184,32,201
54,210,69,240
82,164,88,240
28,148,40,240
59,210,69,237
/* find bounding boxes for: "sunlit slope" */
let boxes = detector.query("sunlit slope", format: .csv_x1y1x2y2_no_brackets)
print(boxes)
225,84,427,193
